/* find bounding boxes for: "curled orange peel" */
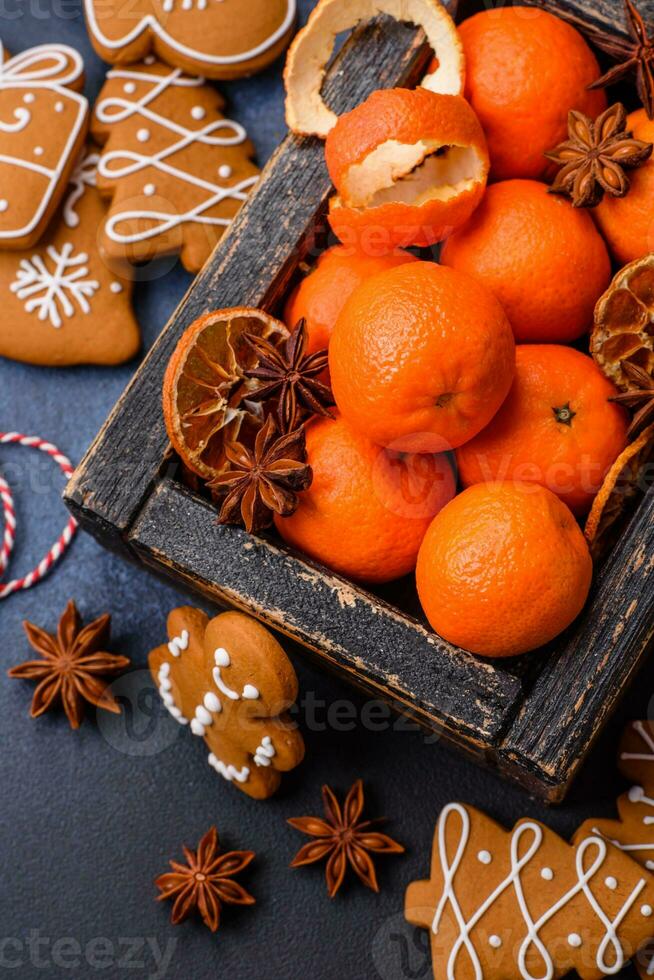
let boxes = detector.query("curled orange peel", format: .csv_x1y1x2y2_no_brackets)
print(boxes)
284,0,464,138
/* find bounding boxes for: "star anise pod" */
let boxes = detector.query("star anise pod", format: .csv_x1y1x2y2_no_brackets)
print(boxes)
7,600,130,730
243,319,334,433
208,414,312,533
565,0,654,118
545,103,653,206
155,826,255,932
609,361,654,437
288,779,404,898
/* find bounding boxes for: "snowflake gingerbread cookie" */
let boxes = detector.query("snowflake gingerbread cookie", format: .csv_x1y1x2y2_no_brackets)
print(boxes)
0,149,139,366
83,0,296,79
91,59,260,273
148,607,305,799
0,41,89,249
406,801,654,980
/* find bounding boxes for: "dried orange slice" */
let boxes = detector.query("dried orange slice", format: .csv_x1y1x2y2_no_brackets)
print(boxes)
325,88,488,251
163,308,288,480
584,422,654,562
284,0,464,138
591,253,654,391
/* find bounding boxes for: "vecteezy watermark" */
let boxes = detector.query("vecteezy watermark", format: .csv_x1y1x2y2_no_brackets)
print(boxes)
0,931,177,978
372,912,432,980
96,669,184,757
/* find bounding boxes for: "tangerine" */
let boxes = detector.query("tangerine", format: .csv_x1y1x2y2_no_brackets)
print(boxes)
456,345,629,515
458,5,606,180
274,414,455,584
329,261,515,453
416,482,593,658
440,179,612,343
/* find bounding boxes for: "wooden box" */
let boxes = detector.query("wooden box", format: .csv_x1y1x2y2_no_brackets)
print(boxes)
65,0,654,802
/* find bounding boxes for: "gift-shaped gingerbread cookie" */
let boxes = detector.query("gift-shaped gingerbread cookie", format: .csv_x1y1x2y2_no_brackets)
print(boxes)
406,801,654,980
0,41,88,249
83,0,296,79
149,607,304,799
91,59,259,273
0,148,139,366
574,721,654,979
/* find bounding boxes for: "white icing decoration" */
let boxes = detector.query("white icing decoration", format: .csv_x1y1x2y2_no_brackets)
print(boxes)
191,105,205,120
477,850,492,865
157,662,189,724
605,877,618,890
0,42,88,241
622,721,654,764
143,182,156,196
642,905,653,917
0,200,7,212
55,100,64,112
144,56,155,65
208,752,249,783
23,92,35,104
33,146,44,156
62,151,99,229
110,281,123,293
431,803,647,980
10,244,99,328
167,629,189,658
136,127,150,142
488,936,502,949
218,163,232,178
212,647,260,702
95,65,258,246
541,868,554,881
204,692,221,713
83,0,296,67
254,735,275,767
123,82,136,94
568,934,582,948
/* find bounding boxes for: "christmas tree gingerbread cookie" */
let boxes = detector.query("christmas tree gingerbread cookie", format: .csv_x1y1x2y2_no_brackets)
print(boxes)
0,149,140,366
406,801,654,980
574,720,654,978
0,41,89,249
91,59,260,273
83,0,296,79
148,607,305,799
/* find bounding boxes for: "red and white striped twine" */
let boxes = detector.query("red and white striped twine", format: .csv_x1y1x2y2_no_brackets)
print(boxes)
0,433,78,600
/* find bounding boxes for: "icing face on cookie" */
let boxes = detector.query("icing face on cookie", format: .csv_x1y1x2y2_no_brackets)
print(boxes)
0,42,89,249
407,802,654,980
91,60,259,273
83,0,296,79
147,606,304,800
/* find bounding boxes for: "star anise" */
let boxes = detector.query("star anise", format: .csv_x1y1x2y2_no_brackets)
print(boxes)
545,103,653,206
609,361,654,437
567,0,654,118
7,600,130,730
155,826,255,932
288,779,404,898
208,414,312,533
244,319,334,433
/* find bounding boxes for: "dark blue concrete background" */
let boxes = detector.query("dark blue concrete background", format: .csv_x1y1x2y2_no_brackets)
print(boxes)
0,3,651,978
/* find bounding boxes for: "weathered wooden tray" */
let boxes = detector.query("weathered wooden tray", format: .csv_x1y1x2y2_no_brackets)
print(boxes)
65,0,654,802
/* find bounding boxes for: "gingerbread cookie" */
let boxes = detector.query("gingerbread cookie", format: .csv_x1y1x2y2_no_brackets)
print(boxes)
0,41,89,249
91,59,259,273
574,720,654,978
0,149,139,366
148,607,304,799
84,0,296,79
406,801,654,980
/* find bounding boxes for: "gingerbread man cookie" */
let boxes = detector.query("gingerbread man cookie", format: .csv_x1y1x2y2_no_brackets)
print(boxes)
83,0,296,79
91,59,260,273
0,41,89,249
148,607,305,799
406,801,654,980
574,720,654,978
0,149,139,366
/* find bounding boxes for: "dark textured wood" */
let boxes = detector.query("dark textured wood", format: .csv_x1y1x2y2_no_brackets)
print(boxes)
526,0,654,34
64,16,432,548
500,486,654,801
64,0,654,801
128,477,524,745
